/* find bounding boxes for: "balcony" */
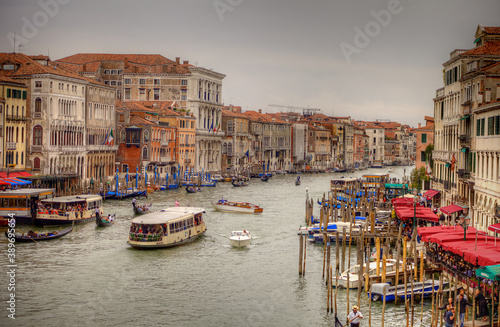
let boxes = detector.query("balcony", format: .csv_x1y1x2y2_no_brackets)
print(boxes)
31,145,43,153
6,142,17,150
160,156,171,163
160,140,169,146
5,115,27,122
457,169,470,180
458,134,471,146
184,159,191,164
87,144,119,152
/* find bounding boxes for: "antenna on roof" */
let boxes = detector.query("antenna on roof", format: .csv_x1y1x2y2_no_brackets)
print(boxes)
17,43,24,54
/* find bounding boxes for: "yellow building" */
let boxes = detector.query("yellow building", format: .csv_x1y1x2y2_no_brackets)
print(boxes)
0,76,27,169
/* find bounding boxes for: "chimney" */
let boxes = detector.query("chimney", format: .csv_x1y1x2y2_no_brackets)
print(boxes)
175,57,180,64
418,123,421,128
124,58,128,68
82,63,86,72
183,60,189,65
258,109,262,114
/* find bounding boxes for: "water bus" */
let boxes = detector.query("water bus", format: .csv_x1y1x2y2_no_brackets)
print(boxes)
127,207,206,249
36,194,103,225
330,177,358,191
362,173,389,189
0,188,55,224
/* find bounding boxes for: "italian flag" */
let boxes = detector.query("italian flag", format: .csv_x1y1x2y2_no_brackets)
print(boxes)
106,129,114,146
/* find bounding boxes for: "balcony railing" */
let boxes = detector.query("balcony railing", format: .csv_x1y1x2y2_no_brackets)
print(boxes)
31,145,43,153
6,115,27,122
6,142,17,150
457,169,470,179
160,140,169,146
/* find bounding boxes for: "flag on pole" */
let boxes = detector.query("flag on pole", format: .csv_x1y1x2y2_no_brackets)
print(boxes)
210,121,214,133
425,158,432,177
106,129,114,146
245,150,249,160
450,154,456,172
102,130,109,145
216,120,220,132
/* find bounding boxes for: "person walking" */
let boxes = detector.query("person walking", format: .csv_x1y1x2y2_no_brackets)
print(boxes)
346,305,363,327
475,288,489,322
456,288,472,327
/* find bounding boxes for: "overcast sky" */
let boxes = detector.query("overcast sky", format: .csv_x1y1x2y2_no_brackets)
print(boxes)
1,0,499,126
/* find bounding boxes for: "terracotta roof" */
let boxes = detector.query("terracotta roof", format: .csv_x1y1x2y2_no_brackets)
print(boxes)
0,75,26,86
0,53,110,87
222,109,249,119
462,41,500,56
56,53,191,74
484,27,500,35
0,97,5,102
57,53,175,65
129,114,157,126
28,55,50,61
415,123,434,131
243,110,272,123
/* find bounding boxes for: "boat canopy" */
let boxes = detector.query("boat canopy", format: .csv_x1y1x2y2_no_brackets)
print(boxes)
131,207,205,225
42,194,102,204
476,264,500,281
385,183,408,189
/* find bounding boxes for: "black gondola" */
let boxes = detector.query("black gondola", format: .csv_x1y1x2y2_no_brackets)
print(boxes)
133,203,151,215
232,180,249,187
186,186,201,193
5,227,73,242
295,180,301,186
261,175,269,182
96,214,115,227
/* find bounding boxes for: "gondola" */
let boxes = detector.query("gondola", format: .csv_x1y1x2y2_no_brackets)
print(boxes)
261,175,269,182
232,180,249,187
96,214,115,227
186,186,201,193
295,180,301,186
5,226,73,242
133,202,152,215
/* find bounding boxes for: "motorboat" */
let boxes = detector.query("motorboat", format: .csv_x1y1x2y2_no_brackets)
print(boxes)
335,259,411,289
229,230,251,247
212,200,263,214
369,280,447,302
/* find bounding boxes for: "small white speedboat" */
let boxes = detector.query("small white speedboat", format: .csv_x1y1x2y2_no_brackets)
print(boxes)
229,230,251,247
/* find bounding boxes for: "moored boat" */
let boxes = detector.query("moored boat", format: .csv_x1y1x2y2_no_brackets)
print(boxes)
369,280,447,302
5,226,73,242
186,186,201,193
335,259,411,289
261,175,269,182
35,194,103,225
212,199,263,214
229,230,251,247
127,207,206,249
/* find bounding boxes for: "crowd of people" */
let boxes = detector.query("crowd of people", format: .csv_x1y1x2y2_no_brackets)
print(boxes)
36,200,88,217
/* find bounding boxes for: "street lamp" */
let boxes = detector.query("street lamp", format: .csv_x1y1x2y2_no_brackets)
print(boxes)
413,189,417,231
460,208,470,241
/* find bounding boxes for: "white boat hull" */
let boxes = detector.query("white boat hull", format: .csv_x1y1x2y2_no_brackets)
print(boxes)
229,238,251,247
212,202,262,214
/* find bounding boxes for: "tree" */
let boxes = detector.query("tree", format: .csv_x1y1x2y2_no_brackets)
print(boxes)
410,166,427,192
424,144,434,170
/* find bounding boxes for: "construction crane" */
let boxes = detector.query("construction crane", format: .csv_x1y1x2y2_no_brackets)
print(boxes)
268,104,321,117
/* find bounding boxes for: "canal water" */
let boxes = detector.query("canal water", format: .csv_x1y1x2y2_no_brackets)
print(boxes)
1,166,433,327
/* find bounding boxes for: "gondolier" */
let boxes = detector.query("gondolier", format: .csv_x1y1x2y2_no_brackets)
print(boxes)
346,306,363,327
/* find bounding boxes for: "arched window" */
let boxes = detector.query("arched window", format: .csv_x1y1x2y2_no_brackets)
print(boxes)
34,157,41,170
222,142,227,154
16,127,19,142
15,152,18,165
227,121,233,135
21,152,23,165
142,146,148,160
33,126,43,145
143,131,149,143
227,142,233,155
120,130,125,143
35,98,42,112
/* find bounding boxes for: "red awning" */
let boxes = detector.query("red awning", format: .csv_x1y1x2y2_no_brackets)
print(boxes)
395,207,439,222
488,224,500,233
440,204,464,216
0,171,33,178
424,189,439,200
392,197,416,205
462,248,500,267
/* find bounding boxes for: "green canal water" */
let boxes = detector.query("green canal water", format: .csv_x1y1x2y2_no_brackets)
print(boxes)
1,166,432,327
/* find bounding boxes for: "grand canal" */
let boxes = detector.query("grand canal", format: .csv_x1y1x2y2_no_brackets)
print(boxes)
1,166,432,327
